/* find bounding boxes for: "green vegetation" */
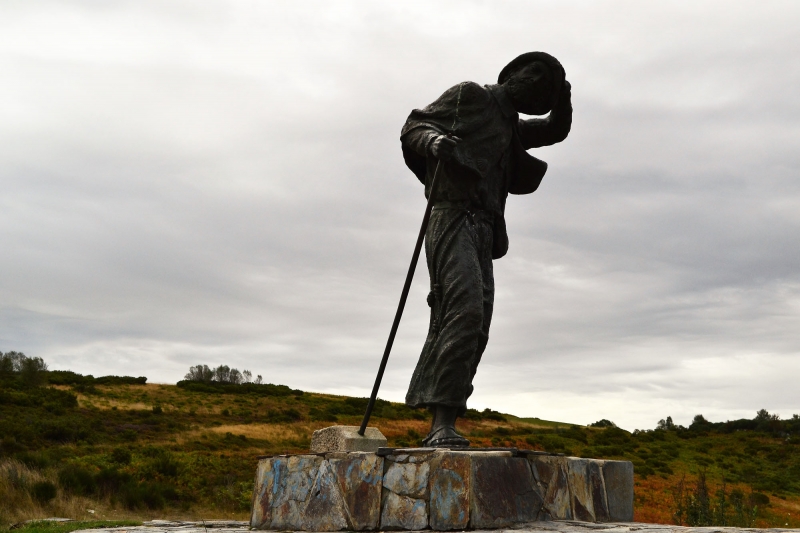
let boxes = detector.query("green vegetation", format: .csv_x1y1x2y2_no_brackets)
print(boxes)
2,350,800,528
672,471,763,527
10,521,140,533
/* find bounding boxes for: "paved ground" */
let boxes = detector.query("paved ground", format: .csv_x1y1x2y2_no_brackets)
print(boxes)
67,519,800,533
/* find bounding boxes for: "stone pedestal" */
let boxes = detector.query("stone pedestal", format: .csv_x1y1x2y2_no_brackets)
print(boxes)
250,448,633,531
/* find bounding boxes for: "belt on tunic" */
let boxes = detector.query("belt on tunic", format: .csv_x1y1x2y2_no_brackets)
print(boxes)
432,201,494,224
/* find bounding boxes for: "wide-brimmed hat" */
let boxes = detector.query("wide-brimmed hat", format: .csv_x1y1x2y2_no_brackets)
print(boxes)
498,51,565,106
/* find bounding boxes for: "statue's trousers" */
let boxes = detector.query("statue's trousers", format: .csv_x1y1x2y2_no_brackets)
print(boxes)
405,204,494,413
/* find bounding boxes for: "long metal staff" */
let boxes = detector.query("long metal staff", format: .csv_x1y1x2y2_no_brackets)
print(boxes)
358,156,446,436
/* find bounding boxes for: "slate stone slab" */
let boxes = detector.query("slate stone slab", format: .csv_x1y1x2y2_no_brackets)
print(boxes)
383,459,430,498
268,455,325,530
429,451,471,530
530,455,572,520
251,449,634,530
250,454,370,531
384,449,438,463
566,458,609,523
470,453,543,528
251,455,296,529
328,452,383,530
603,460,634,522
300,460,349,531
380,490,428,530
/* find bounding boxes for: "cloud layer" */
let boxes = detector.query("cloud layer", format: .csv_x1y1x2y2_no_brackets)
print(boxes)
1,1,799,430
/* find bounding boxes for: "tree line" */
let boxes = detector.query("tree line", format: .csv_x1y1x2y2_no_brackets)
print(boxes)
653,409,800,435
1,350,147,389
184,364,262,385
0,351,49,386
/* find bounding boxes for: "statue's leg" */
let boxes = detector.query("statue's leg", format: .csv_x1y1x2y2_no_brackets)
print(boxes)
405,208,494,447
467,216,494,395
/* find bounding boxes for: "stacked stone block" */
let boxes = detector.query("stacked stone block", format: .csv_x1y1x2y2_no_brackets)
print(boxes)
250,449,633,531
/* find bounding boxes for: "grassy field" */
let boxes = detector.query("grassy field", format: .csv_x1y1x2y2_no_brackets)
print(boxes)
2,364,800,529
10,522,141,533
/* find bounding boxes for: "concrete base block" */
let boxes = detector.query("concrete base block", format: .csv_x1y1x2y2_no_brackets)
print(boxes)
251,449,634,531
310,426,387,453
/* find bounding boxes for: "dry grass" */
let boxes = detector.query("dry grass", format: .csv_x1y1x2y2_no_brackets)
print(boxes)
66,383,295,416
0,459,101,526
202,423,309,441
0,459,252,526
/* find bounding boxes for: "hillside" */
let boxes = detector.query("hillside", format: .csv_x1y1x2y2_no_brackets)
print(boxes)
1,357,800,528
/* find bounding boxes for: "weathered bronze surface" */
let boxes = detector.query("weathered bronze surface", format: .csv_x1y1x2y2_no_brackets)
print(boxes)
400,52,573,445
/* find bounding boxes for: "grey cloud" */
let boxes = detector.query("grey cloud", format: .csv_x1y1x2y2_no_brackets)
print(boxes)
1,1,799,430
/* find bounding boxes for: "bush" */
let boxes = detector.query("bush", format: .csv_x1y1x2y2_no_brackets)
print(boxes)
58,464,97,496
120,429,138,442
176,380,303,396
117,481,171,510
672,473,761,527
16,451,50,470
110,448,132,465
594,426,631,446
47,371,147,386
30,480,57,503
463,408,505,421
152,454,179,477
266,408,303,423
562,425,589,443
308,408,337,422
95,467,132,495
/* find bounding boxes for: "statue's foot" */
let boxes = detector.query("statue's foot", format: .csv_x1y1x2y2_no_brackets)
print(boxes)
422,425,469,448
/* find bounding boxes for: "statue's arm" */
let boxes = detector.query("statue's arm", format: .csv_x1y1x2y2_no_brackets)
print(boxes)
402,126,440,157
518,81,572,149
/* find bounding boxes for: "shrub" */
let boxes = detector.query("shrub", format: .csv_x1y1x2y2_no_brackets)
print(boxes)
594,426,631,446
95,467,132,495
30,480,57,503
308,408,337,422
15,452,50,470
110,448,132,465
152,454,179,477
266,408,302,423
58,464,97,496
562,425,589,444
117,481,173,510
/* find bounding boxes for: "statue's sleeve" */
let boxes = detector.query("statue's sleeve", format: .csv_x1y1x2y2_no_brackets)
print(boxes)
400,83,464,183
517,83,572,149
403,128,438,158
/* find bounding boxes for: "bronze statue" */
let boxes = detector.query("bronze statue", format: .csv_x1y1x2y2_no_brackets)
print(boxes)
400,52,572,447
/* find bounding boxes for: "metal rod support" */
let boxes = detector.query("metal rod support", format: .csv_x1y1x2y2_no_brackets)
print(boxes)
358,159,444,436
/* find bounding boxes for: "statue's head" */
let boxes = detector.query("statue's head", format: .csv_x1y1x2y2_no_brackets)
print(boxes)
499,52,564,116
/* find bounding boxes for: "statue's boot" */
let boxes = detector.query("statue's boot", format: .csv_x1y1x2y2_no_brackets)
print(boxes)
422,405,469,448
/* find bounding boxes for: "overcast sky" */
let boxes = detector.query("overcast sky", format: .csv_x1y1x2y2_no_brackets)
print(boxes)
1,1,799,430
